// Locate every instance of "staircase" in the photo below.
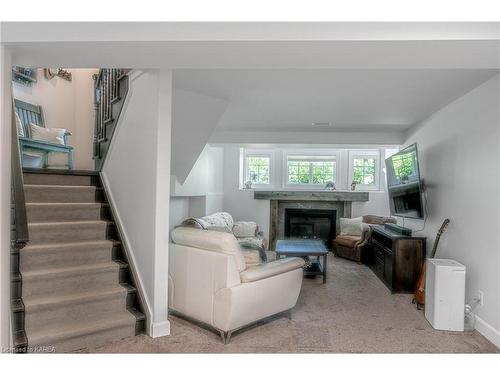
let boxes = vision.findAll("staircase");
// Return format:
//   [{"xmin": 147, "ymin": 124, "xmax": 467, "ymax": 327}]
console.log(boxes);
[{"xmin": 14, "ymin": 169, "xmax": 145, "ymax": 352}]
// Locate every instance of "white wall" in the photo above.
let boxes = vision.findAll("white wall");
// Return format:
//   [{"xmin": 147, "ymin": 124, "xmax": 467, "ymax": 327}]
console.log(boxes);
[
  {"xmin": 171, "ymin": 88, "xmax": 227, "ymax": 184},
  {"xmin": 0, "ymin": 42, "xmax": 12, "ymax": 350},
  {"xmin": 403, "ymin": 74, "xmax": 500, "ymax": 347},
  {"xmin": 169, "ymin": 145, "xmax": 225, "ymax": 229},
  {"xmin": 351, "ymin": 192, "xmax": 391, "ymax": 218},
  {"xmin": 169, "ymin": 197, "xmax": 190, "ymax": 232},
  {"xmin": 171, "ymin": 145, "xmax": 224, "ymax": 197},
  {"xmin": 102, "ymin": 70, "xmax": 172, "ymax": 338},
  {"xmin": 12, "ymin": 68, "xmax": 97, "ymax": 170},
  {"xmin": 352, "ymin": 149, "xmax": 399, "ymax": 217}
]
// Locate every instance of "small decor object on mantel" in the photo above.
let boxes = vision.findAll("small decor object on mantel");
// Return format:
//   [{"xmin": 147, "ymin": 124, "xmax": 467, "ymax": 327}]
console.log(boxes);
[
  {"xmin": 44, "ymin": 68, "xmax": 72, "ymax": 82},
  {"xmin": 324, "ymin": 181, "xmax": 336, "ymax": 191},
  {"xmin": 351, "ymin": 180, "xmax": 357, "ymax": 191},
  {"xmin": 243, "ymin": 180, "xmax": 253, "ymax": 189}
]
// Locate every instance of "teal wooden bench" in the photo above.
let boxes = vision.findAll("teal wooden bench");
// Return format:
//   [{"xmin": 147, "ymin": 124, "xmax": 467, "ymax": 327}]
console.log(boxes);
[{"xmin": 15, "ymin": 99, "xmax": 74, "ymax": 170}]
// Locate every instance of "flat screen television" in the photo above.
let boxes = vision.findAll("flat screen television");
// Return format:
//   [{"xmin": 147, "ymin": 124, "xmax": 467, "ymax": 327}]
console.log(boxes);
[{"xmin": 385, "ymin": 143, "xmax": 424, "ymax": 219}]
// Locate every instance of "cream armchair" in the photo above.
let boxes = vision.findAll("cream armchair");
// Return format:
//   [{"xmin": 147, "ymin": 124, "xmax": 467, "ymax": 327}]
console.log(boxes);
[{"xmin": 169, "ymin": 227, "xmax": 305, "ymax": 343}]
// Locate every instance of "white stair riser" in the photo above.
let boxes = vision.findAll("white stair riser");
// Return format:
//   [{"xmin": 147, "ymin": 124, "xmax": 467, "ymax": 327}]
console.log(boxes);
[
  {"xmin": 23, "ymin": 267, "xmax": 119, "ymax": 299},
  {"xmin": 25, "ymin": 292, "xmax": 128, "ymax": 333},
  {"xmin": 20, "ymin": 244, "xmax": 112, "ymax": 272}
]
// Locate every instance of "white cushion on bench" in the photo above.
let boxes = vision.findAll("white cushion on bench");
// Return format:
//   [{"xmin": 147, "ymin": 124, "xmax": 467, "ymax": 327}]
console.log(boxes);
[{"xmin": 29, "ymin": 123, "xmax": 67, "ymax": 145}]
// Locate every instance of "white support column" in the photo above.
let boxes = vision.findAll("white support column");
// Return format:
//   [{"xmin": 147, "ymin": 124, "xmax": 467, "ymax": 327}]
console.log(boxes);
[
  {"xmin": 150, "ymin": 69, "xmax": 172, "ymax": 337},
  {"xmin": 0, "ymin": 41, "xmax": 13, "ymax": 349}
]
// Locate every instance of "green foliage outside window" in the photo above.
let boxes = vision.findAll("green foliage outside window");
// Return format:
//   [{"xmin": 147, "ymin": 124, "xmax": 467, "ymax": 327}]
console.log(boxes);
[
  {"xmin": 353, "ymin": 158, "xmax": 376, "ymax": 185},
  {"xmin": 288, "ymin": 159, "xmax": 336, "ymax": 185},
  {"xmin": 246, "ymin": 156, "xmax": 270, "ymax": 184},
  {"xmin": 312, "ymin": 161, "xmax": 335, "ymax": 184}
]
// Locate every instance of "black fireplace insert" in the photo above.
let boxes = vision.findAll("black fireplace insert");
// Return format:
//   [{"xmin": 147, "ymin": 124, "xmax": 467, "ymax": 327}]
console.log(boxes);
[{"xmin": 284, "ymin": 208, "xmax": 337, "ymax": 249}]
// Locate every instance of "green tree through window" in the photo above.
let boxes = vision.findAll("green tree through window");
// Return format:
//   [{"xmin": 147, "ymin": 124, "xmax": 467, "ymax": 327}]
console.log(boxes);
[
  {"xmin": 352, "ymin": 157, "xmax": 376, "ymax": 185},
  {"xmin": 287, "ymin": 157, "xmax": 336, "ymax": 185},
  {"xmin": 246, "ymin": 156, "xmax": 270, "ymax": 184}
]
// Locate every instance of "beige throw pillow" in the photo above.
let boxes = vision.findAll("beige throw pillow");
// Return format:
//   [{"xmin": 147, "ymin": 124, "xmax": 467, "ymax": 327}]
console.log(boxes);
[
  {"xmin": 29, "ymin": 123, "xmax": 66, "ymax": 145},
  {"xmin": 340, "ymin": 217, "xmax": 363, "ymax": 236},
  {"xmin": 232, "ymin": 221, "xmax": 258, "ymax": 238}
]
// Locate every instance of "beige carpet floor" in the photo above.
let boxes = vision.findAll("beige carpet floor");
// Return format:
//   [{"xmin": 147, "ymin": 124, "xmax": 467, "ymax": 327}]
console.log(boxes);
[{"xmin": 92, "ymin": 255, "xmax": 498, "ymax": 353}]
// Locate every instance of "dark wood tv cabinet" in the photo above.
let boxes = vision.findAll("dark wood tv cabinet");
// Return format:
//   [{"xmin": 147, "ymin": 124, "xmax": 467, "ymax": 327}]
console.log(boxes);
[{"xmin": 365, "ymin": 225, "xmax": 426, "ymax": 293}]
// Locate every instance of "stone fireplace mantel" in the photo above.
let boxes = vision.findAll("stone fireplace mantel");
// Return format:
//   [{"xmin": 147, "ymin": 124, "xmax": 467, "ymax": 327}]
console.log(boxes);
[
  {"xmin": 254, "ymin": 190, "xmax": 369, "ymax": 250},
  {"xmin": 254, "ymin": 190, "xmax": 369, "ymax": 202}
]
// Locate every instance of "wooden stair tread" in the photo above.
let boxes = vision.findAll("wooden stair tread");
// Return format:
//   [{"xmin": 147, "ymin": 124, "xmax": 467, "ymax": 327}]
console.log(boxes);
[
  {"xmin": 28, "ymin": 220, "xmax": 109, "ymax": 227},
  {"xmin": 28, "ymin": 310, "xmax": 136, "ymax": 346},
  {"xmin": 26, "ymin": 202, "xmax": 102, "ymax": 207},
  {"xmin": 22, "ymin": 261, "xmax": 119, "ymax": 278},
  {"xmin": 14, "ymin": 146, "xmax": 145, "ymax": 351},
  {"xmin": 24, "ymin": 183, "xmax": 96, "ymax": 188},
  {"xmin": 23, "ymin": 284, "xmax": 128, "ymax": 309},
  {"xmin": 23, "ymin": 239, "xmax": 113, "ymax": 251}
]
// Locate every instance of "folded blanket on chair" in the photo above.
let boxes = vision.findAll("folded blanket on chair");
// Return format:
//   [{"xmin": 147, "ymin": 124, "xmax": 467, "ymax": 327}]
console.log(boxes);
[
  {"xmin": 180, "ymin": 217, "xmax": 209, "ymax": 230},
  {"xmin": 181, "ymin": 212, "xmax": 234, "ymax": 233}
]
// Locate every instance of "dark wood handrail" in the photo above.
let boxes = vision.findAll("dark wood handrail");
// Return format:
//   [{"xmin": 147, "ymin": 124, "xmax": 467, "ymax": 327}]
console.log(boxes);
[{"xmin": 11, "ymin": 98, "xmax": 29, "ymax": 244}]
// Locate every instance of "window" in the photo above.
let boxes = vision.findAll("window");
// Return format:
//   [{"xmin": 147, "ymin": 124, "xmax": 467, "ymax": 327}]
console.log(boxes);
[
  {"xmin": 286, "ymin": 155, "xmax": 337, "ymax": 186},
  {"xmin": 348, "ymin": 150, "xmax": 380, "ymax": 191},
  {"xmin": 246, "ymin": 156, "xmax": 270, "ymax": 185},
  {"xmin": 353, "ymin": 158, "xmax": 375, "ymax": 185}
]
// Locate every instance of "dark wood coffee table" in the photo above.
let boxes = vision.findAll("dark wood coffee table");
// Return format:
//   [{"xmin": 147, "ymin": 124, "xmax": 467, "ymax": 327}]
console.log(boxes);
[{"xmin": 275, "ymin": 239, "xmax": 328, "ymax": 283}]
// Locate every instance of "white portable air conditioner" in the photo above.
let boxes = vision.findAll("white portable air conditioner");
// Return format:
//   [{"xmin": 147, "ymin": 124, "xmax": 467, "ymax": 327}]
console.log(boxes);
[{"xmin": 425, "ymin": 259, "xmax": 466, "ymax": 332}]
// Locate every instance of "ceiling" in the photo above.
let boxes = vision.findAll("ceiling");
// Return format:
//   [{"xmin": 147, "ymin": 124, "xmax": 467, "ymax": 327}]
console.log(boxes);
[
  {"xmin": 3, "ymin": 23, "xmax": 499, "ymax": 69},
  {"xmin": 173, "ymin": 69, "xmax": 499, "ymax": 132},
  {"xmin": 3, "ymin": 22, "xmax": 499, "ymax": 42},
  {"xmin": 3, "ymin": 22, "xmax": 498, "ymax": 137}
]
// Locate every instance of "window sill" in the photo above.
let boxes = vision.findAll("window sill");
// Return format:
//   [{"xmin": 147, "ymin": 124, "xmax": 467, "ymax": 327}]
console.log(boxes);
[
  {"xmin": 239, "ymin": 185, "xmax": 273, "ymax": 191},
  {"xmin": 352, "ymin": 185, "xmax": 380, "ymax": 192},
  {"xmin": 239, "ymin": 186, "xmax": 384, "ymax": 193},
  {"xmin": 282, "ymin": 184, "xmax": 338, "ymax": 190}
]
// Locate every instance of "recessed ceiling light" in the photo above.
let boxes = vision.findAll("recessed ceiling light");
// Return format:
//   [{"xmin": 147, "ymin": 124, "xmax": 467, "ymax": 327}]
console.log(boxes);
[{"xmin": 311, "ymin": 122, "xmax": 332, "ymax": 126}]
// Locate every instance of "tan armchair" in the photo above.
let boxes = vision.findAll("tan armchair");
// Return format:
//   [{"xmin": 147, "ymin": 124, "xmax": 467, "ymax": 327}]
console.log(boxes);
[{"xmin": 333, "ymin": 215, "xmax": 396, "ymax": 263}]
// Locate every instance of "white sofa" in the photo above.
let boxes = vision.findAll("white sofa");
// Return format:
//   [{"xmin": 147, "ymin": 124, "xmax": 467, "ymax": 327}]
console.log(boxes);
[{"xmin": 169, "ymin": 227, "xmax": 305, "ymax": 343}]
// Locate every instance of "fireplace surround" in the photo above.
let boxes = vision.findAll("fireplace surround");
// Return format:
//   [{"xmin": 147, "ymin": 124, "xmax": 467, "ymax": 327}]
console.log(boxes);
[
  {"xmin": 253, "ymin": 190, "xmax": 369, "ymax": 250},
  {"xmin": 284, "ymin": 208, "xmax": 337, "ymax": 249}
]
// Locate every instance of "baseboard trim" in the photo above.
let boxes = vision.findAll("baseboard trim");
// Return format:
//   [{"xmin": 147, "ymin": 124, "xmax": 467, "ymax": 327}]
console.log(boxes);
[
  {"xmin": 150, "ymin": 320, "xmax": 170, "ymax": 338},
  {"xmin": 475, "ymin": 314, "xmax": 500, "ymax": 348},
  {"xmin": 100, "ymin": 172, "xmax": 153, "ymax": 333}
]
